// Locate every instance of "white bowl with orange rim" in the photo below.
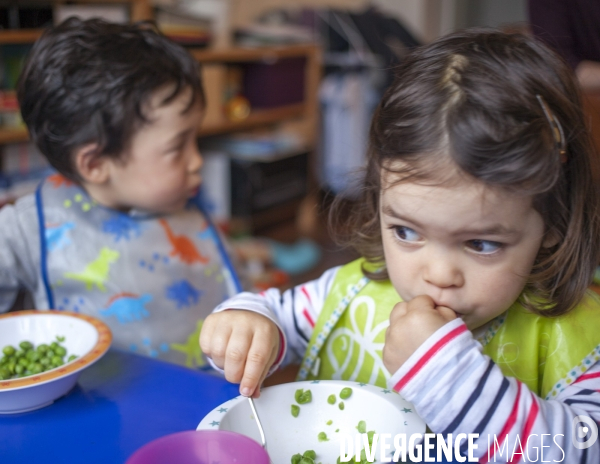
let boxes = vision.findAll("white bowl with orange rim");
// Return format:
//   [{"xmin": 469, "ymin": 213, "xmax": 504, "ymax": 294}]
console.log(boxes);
[{"xmin": 0, "ymin": 310, "xmax": 112, "ymax": 414}]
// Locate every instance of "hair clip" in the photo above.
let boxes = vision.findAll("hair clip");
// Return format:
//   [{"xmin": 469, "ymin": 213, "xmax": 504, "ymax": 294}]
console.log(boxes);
[{"xmin": 536, "ymin": 94, "xmax": 567, "ymax": 163}]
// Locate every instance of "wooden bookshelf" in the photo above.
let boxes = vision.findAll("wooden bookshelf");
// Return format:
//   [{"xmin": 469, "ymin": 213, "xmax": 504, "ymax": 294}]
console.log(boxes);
[
  {"xmin": 0, "ymin": 29, "xmax": 43, "ymax": 45},
  {"xmin": 199, "ymin": 103, "xmax": 306, "ymax": 137},
  {"xmin": 0, "ymin": 0, "xmax": 152, "ymax": 46},
  {"xmin": 190, "ymin": 44, "xmax": 321, "ymax": 64},
  {"xmin": 0, "ymin": 127, "xmax": 28, "ymax": 144}
]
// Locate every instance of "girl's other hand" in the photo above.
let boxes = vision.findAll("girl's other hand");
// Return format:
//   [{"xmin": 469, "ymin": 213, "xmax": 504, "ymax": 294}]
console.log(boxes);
[
  {"xmin": 200, "ymin": 310, "xmax": 280, "ymax": 398},
  {"xmin": 383, "ymin": 295, "xmax": 457, "ymax": 374}
]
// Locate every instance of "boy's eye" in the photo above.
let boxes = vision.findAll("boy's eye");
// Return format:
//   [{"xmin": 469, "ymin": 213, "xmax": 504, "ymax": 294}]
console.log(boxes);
[
  {"xmin": 168, "ymin": 144, "xmax": 184, "ymax": 154},
  {"xmin": 466, "ymin": 239, "xmax": 502, "ymax": 254},
  {"xmin": 393, "ymin": 226, "xmax": 421, "ymax": 242}
]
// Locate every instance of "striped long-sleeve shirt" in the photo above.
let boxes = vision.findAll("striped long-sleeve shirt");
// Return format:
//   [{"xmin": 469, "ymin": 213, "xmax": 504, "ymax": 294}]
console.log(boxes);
[{"xmin": 214, "ymin": 266, "xmax": 600, "ymax": 462}]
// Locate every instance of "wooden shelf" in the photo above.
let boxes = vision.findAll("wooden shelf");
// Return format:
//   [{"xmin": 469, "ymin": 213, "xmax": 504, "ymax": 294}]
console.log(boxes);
[
  {"xmin": 0, "ymin": 105, "xmax": 305, "ymax": 143},
  {"xmin": 198, "ymin": 103, "xmax": 306, "ymax": 137},
  {"xmin": 0, "ymin": 127, "xmax": 28, "ymax": 144},
  {"xmin": 0, "ymin": 0, "xmax": 151, "ymax": 46},
  {"xmin": 0, "ymin": 29, "xmax": 43, "ymax": 45},
  {"xmin": 190, "ymin": 44, "xmax": 319, "ymax": 64}
]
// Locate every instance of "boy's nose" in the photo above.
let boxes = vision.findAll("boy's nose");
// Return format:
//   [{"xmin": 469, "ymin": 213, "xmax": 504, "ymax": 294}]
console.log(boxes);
[
  {"xmin": 188, "ymin": 146, "xmax": 203, "ymax": 173},
  {"xmin": 422, "ymin": 252, "xmax": 464, "ymax": 289}
]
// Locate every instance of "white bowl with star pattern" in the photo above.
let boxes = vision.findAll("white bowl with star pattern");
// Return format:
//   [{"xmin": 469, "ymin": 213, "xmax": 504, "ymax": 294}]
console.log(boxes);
[{"xmin": 197, "ymin": 380, "xmax": 425, "ymax": 463}]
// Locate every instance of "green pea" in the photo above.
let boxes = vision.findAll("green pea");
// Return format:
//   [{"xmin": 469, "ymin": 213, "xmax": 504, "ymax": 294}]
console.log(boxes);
[
  {"xmin": 67, "ymin": 355, "xmax": 77, "ymax": 362},
  {"xmin": 302, "ymin": 450, "xmax": 316, "ymax": 460},
  {"xmin": 18, "ymin": 357, "xmax": 29, "ymax": 367},
  {"xmin": 46, "ymin": 350, "xmax": 55, "ymax": 358},
  {"xmin": 50, "ymin": 342, "xmax": 59, "ymax": 351},
  {"xmin": 14, "ymin": 364, "xmax": 24, "ymax": 375},
  {"xmin": 6, "ymin": 361, "xmax": 15, "ymax": 374},
  {"xmin": 335, "ymin": 429, "xmax": 339, "ymax": 432},
  {"xmin": 357, "ymin": 420, "xmax": 366, "ymax": 433},
  {"xmin": 327, "ymin": 394, "xmax": 336, "ymax": 405},
  {"xmin": 26, "ymin": 351, "xmax": 40, "ymax": 362},
  {"xmin": 37, "ymin": 344, "xmax": 49, "ymax": 354},
  {"xmin": 0, "ymin": 367, "xmax": 10, "ymax": 379},
  {"xmin": 19, "ymin": 341, "xmax": 33, "ymax": 351},
  {"xmin": 291, "ymin": 404, "xmax": 300, "ymax": 418},
  {"xmin": 51, "ymin": 356, "xmax": 63, "ymax": 366},
  {"xmin": 54, "ymin": 346, "xmax": 66, "ymax": 357},
  {"xmin": 339, "ymin": 401, "xmax": 345, "ymax": 410},
  {"xmin": 291, "ymin": 454, "xmax": 302, "ymax": 464},
  {"xmin": 40, "ymin": 357, "xmax": 51, "ymax": 367},
  {"xmin": 0, "ymin": 356, "xmax": 7, "ymax": 365},
  {"xmin": 367, "ymin": 431, "xmax": 375, "ymax": 445},
  {"xmin": 30, "ymin": 364, "xmax": 43, "ymax": 374},
  {"xmin": 294, "ymin": 389, "xmax": 312, "ymax": 404},
  {"xmin": 339, "ymin": 387, "xmax": 353, "ymax": 399},
  {"xmin": 2, "ymin": 346, "xmax": 15, "ymax": 356},
  {"xmin": 317, "ymin": 431, "xmax": 329, "ymax": 442},
  {"xmin": 15, "ymin": 350, "xmax": 25, "ymax": 359},
  {"xmin": 326, "ymin": 420, "xmax": 332, "ymax": 425}
]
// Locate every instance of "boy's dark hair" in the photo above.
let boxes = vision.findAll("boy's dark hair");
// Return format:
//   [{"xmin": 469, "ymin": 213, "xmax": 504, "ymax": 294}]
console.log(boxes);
[
  {"xmin": 17, "ymin": 17, "xmax": 204, "ymax": 181},
  {"xmin": 333, "ymin": 29, "xmax": 600, "ymax": 316}
]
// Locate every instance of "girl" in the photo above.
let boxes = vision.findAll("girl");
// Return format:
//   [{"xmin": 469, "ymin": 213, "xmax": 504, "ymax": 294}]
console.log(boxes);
[{"xmin": 200, "ymin": 29, "xmax": 600, "ymax": 461}]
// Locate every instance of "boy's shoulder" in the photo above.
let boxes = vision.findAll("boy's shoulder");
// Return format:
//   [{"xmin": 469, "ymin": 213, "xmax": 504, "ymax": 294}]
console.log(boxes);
[{"xmin": 0, "ymin": 192, "xmax": 39, "ymax": 231}]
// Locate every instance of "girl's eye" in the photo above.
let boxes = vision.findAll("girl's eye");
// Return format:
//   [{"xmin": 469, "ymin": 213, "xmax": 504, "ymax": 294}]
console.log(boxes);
[
  {"xmin": 393, "ymin": 226, "xmax": 421, "ymax": 242},
  {"xmin": 466, "ymin": 239, "xmax": 502, "ymax": 254}
]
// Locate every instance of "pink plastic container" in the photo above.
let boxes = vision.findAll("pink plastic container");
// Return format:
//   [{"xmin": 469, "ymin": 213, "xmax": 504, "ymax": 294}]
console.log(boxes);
[{"xmin": 126, "ymin": 430, "xmax": 270, "ymax": 464}]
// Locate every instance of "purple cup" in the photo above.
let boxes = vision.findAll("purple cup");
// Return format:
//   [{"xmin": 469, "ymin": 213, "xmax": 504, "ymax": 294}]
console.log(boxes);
[{"xmin": 126, "ymin": 430, "xmax": 270, "ymax": 464}]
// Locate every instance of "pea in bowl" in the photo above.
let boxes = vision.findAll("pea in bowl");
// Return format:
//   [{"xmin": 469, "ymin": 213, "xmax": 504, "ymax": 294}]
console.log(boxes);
[
  {"xmin": 0, "ymin": 310, "xmax": 112, "ymax": 414},
  {"xmin": 198, "ymin": 380, "xmax": 426, "ymax": 464}
]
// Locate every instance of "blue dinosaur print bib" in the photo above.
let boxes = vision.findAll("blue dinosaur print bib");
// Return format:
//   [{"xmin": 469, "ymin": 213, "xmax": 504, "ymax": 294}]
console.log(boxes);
[{"xmin": 36, "ymin": 175, "xmax": 239, "ymax": 368}]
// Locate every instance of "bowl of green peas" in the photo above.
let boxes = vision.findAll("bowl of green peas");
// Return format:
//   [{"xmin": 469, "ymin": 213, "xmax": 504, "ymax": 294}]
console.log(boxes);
[
  {"xmin": 197, "ymin": 380, "xmax": 426, "ymax": 464},
  {"xmin": 0, "ymin": 310, "xmax": 112, "ymax": 414}
]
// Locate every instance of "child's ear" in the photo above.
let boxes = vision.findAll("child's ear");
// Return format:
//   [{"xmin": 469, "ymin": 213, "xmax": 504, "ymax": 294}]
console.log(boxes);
[{"xmin": 73, "ymin": 143, "xmax": 108, "ymax": 184}]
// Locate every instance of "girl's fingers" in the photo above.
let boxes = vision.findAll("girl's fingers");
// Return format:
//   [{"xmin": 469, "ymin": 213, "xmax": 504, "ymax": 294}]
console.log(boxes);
[
  {"xmin": 240, "ymin": 330, "xmax": 278, "ymax": 397},
  {"xmin": 252, "ymin": 343, "xmax": 279, "ymax": 398},
  {"xmin": 436, "ymin": 305, "xmax": 458, "ymax": 322},
  {"xmin": 223, "ymin": 328, "xmax": 254, "ymax": 384},
  {"xmin": 199, "ymin": 314, "xmax": 219, "ymax": 357},
  {"xmin": 406, "ymin": 295, "xmax": 436, "ymax": 312},
  {"xmin": 205, "ymin": 323, "xmax": 232, "ymax": 370}
]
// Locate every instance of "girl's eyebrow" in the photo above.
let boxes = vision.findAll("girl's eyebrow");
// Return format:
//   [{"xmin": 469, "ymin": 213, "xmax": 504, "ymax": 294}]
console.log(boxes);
[{"xmin": 381, "ymin": 204, "xmax": 519, "ymax": 237}]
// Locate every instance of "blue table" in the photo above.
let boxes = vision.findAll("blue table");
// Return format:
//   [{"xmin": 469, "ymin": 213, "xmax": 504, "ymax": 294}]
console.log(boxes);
[{"xmin": 0, "ymin": 349, "xmax": 240, "ymax": 463}]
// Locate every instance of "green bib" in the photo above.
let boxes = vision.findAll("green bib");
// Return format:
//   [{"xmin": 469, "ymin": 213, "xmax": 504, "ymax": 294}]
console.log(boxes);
[{"xmin": 298, "ymin": 259, "xmax": 600, "ymax": 399}]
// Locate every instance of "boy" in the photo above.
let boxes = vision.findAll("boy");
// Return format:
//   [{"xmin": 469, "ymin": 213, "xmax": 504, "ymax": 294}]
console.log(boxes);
[{"xmin": 0, "ymin": 18, "xmax": 241, "ymax": 367}]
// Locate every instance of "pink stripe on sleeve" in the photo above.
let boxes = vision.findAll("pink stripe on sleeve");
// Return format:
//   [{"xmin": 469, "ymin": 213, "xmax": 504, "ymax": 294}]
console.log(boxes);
[
  {"xmin": 392, "ymin": 324, "xmax": 468, "ymax": 392},
  {"xmin": 480, "ymin": 382, "xmax": 523, "ymax": 464},
  {"xmin": 302, "ymin": 308, "xmax": 315, "ymax": 327},
  {"xmin": 574, "ymin": 372, "xmax": 600, "ymax": 384},
  {"xmin": 301, "ymin": 286, "xmax": 312, "ymax": 304},
  {"xmin": 508, "ymin": 396, "xmax": 539, "ymax": 463}
]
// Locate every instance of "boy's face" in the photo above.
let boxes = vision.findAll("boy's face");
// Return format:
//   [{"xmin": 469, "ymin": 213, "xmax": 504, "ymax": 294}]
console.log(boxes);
[
  {"xmin": 105, "ymin": 85, "xmax": 204, "ymax": 214},
  {"xmin": 379, "ymin": 168, "xmax": 546, "ymax": 331}
]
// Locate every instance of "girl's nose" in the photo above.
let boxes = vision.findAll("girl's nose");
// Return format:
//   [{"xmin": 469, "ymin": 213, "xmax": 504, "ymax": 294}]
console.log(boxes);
[{"xmin": 422, "ymin": 250, "xmax": 465, "ymax": 289}]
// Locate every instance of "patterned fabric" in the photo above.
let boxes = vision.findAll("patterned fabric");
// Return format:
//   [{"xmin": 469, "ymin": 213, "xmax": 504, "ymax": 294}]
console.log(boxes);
[{"xmin": 37, "ymin": 175, "xmax": 238, "ymax": 366}]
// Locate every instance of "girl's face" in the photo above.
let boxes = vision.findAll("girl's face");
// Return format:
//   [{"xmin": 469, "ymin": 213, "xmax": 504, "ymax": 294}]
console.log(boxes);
[{"xmin": 379, "ymin": 169, "xmax": 546, "ymax": 330}]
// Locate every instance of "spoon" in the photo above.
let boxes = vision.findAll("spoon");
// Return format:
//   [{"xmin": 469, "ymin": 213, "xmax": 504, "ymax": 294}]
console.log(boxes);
[{"xmin": 247, "ymin": 396, "xmax": 273, "ymax": 464}]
